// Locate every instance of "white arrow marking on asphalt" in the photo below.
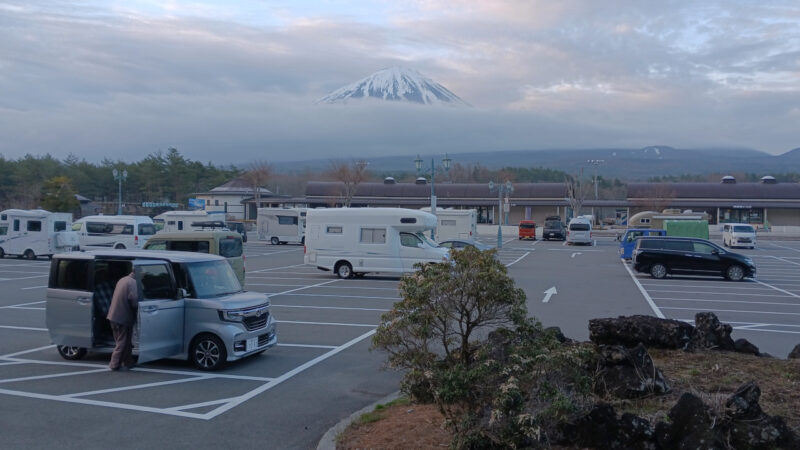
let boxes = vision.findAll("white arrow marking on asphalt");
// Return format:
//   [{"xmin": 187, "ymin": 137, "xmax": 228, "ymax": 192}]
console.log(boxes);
[
  {"xmin": 542, "ymin": 286, "xmax": 557, "ymax": 303},
  {"xmin": 571, "ymin": 252, "xmax": 582, "ymax": 258}
]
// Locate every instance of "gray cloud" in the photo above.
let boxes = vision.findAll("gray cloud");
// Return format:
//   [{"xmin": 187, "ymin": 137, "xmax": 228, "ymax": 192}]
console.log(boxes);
[{"xmin": 0, "ymin": 0, "xmax": 798, "ymax": 165}]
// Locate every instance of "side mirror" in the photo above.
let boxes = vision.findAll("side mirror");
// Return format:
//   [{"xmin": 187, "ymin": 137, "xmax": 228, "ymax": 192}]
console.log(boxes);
[
  {"xmin": 177, "ymin": 288, "xmax": 188, "ymax": 299},
  {"xmin": 711, "ymin": 249, "xmax": 720, "ymax": 255}
]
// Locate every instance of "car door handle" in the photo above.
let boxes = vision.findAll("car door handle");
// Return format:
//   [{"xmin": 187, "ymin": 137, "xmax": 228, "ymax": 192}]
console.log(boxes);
[
  {"xmin": 76, "ymin": 297, "xmax": 91, "ymax": 305},
  {"xmin": 141, "ymin": 305, "xmax": 158, "ymax": 313}
]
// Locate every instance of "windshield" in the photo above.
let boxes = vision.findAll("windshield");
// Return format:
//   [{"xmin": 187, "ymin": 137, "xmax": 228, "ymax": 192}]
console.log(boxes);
[
  {"xmin": 519, "ymin": 223, "xmax": 535, "ymax": 229},
  {"xmin": 185, "ymin": 260, "xmax": 242, "ymax": 298},
  {"xmin": 734, "ymin": 225, "xmax": 754, "ymax": 233},
  {"xmin": 415, "ymin": 232, "xmax": 437, "ymax": 248}
]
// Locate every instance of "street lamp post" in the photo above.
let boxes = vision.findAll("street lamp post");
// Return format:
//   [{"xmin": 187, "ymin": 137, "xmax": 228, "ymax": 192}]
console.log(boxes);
[
  {"xmin": 489, "ymin": 180, "xmax": 513, "ymax": 248},
  {"xmin": 587, "ymin": 159, "xmax": 604, "ymax": 224},
  {"xmin": 112, "ymin": 168, "xmax": 128, "ymax": 215},
  {"xmin": 415, "ymin": 154, "xmax": 452, "ymax": 239}
]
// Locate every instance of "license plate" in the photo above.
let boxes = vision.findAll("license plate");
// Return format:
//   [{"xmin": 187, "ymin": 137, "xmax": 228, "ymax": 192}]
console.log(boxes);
[{"xmin": 246, "ymin": 337, "xmax": 258, "ymax": 352}]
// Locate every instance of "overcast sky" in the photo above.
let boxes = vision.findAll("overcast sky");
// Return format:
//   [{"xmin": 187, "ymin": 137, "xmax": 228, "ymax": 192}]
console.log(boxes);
[{"xmin": 1, "ymin": 0, "xmax": 798, "ymax": 164}]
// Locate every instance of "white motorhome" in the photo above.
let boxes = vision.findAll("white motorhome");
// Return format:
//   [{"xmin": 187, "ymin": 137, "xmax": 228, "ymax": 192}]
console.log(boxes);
[
  {"xmin": 257, "ymin": 207, "xmax": 307, "ymax": 245},
  {"xmin": 0, "ymin": 209, "xmax": 79, "ymax": 259},
  {"xmin": 421, "ymin": 208, "xmax": 478, "ymax": 241},
  {"xmin": 153, "ymin": 210, "xmax": 211, "ymax": 233},
  {"xmin": 72, "ymin": 215, "xmax": 156, "ymax": 250},
  {"xmin": 304, "ymin": 208, "xmax": 449, "ymax": 278}
]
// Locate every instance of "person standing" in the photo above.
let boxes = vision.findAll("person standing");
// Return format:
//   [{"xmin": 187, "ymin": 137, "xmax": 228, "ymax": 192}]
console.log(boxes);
[{"xmin": 107, "ymin": 269, "xmax": 139, "ymax": 371}]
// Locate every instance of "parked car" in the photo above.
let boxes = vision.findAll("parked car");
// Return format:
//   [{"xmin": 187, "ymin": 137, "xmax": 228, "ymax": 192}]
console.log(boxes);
[
  {"xmin": 722, "ymin": 223, "xmax": 756, "ymax": 249},
  {"xmin": 518, "ymin": 220, "xmax": 536, "ymax": 240},
  {"xmin": 632, "ymin": 237, "xmax": 756, "ymax": 281},
  {"xmin": 46, "ymin": 250, "xmax": 277, "ymax": 370},
  {"xmin": 618, "ymin": 228, "xmax": 666, "ymax": 260},
  {"xmin": 566, "ymin": 217, "xmax": 592, "ymax": 245},
  {"xmin": 143, "ymin": 230, "xmax": 246, "ymax": 285},
  {"xmin": 542, "ymin": 216, "xmax": 566, "ymax": 241},
  {"xmin": 438, "ymin": 239, "xmax": 492, "ymax": 251}
]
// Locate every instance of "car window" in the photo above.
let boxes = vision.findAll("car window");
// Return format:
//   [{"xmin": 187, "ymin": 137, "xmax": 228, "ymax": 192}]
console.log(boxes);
[
  {"xmin": 138, "ymin": 264, "xmax": 174, "ymax": 299},
  {"xmin": 145, "ymin": 240, "xmax": 167, "ymax": 250},
  {"xmin": 219, "ymin": 237, "xmax": 242, "ymax": 257},
  {"xmin": 170, "ymin": 240, "xmax": 210, "ymax": 253},
  {"xmin": 0, "ymin": 225, "xmax": 7, "ymax": 236},
  {"xmin": 569, "ymin": 223, "xmax": 590, "ymax": 231},
  {"xmin": 54, "ymin": 221, "xmax": 67, "ymax": 232},
  {"xmin": 138, "ymin": 224, "xmax": 156, "ymax": 235},
  {"xmin": 693, "ymin": 242, "xmax": 717, "ymax": 254},
  {"xmin": 400, "ymin": 232, "xmax": 423, "ymax": 248},
  {"xmin": 666, "ymin": 240, "xmax": 694, "ymax": 252},
  {"xmin": 439, "ymin": 242, "xmax": 453, "ymax": 248},
  {"xmin": 734, "ymin": 225, "xmax": 754, "ymax": 233},
  {"xmin": 52, "ymin": 259, "xmax": 90, "ymax": 290}
]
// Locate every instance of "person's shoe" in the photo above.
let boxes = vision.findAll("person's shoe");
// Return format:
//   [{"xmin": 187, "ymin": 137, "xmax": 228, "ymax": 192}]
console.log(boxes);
[
  {"xmin": 117, "ymin": 366, "xmax": 130, "ymax": 372},
  {"xmin": 109, "ymin": 366, "xmax": 120, "ymax": 371}
]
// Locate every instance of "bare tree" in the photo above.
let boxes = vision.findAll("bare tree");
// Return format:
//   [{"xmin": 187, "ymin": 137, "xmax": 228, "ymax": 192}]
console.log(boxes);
[
  {"xmin": 633, "ymin": 184, "xmax": 676, "ymax": 212},
  {"xmin": 242, "ymin": 160, "xmax": 273, "ymax": 212},
  {"xmin": 565, "ymin": 168, "xmax": 589, "ymax": 217},
  {"xmin": 328, "ymin": 159, "xmax": 369, "ymax": 207}
]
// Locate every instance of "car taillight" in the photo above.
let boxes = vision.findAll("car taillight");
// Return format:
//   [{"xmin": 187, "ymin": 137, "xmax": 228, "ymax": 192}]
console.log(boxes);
[
  {"xmin": 304, "ymin": 245, "xmax": 306, "ymax": 254},
  {"xmin": 135, "ymin": 235, "xmax": 139, "ymax": 244}
]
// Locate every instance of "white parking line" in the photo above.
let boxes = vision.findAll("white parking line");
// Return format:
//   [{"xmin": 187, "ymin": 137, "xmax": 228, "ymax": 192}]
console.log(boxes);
[
  {"xmin": 645, "ymin": 289, "xmax": 794, "ymax": 298},
  {"xmin": 0, "ymin": 325, "xmax": 47, "ymax": 331},
  {"xmin": 164, "ymin": 397, "xmax": 238, "ymax": 412},
  {"xmin": 755, "ymin": 280, "xmax": 800, "ymax": 299},
  {"xmin": 277, "ymin": 343, "xmax": 338, "ymax": 349},
  {"xmin": 276, "ymin": 293, "xmax": 400, "ymax": 300},
  {"xmin": 6, "ymin": 306, "xmax": 45, "ymax": 310},
  {"xmin": 64, "ymin": 375, "xmax": 213, "ymax": 398},
  {"xmin": 0, "ymin": 274, "xmax": 49, "ymax": 281},
  {"xmin": 506, "ymin": 251, "xmax": 530, "ymax": 267},
  {"xmin": 622, "ymin": 261, "xmax": 665, "ymax": 319},
  {"xmin": 653, "ymin": 297, "xmax": 800, "ymax": 307},
  {"xmin": 271, "ymin": 304, "xmax": 390, "ymax": 312},
  {"xmin": 766, "ymin": 243, "xmax": 800, "ymax": 253},
  {"xmin": 247, "ymin": 264, "xmax": 306, "ymax": 273},
  {"xmin": 277, "ymin": 320, "xmax": 376, "ymax": 327},
  {"xmin": 660, "ymin": 306, "xmax": 800, "ymax": 316},
  {"xmin": 0, "ymin": 300, "xmax": 46, "ymax": 309},
  {"xmin": 20, "ymin": 285, "xmax": 47, "ymax": 290},
  {"xmin": 0, "ymin": 368, "xmax": 109, "ymax": 384}
]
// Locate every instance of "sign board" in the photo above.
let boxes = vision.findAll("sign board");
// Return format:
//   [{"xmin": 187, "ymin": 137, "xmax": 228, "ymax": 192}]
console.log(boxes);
[
  {"xmin": 732, "ymin": 205, "xmax": 752, "ymax": 209},
  {"xmin": 188, "ymin": 198, "xmax": 206, "ymax": 210},
  {"xmin": 141, "ymin": 202, "xmax": 179, "ymax": 208}
]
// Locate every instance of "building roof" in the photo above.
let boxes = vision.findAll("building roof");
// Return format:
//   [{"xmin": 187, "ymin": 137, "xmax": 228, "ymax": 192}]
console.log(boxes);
[
  {"xmin": 195, "ymin": 177, "xmax": 273, "ymax": 196},
  {"xmin": 306, "ymin": 181, "xmax": 568, "ymax": 200},
  {"xmin": 627, "ymin": 182, "xmax": 800, "ymax": 200}
]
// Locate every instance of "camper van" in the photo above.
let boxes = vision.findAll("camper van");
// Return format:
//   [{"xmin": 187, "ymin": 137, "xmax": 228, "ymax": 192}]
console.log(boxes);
[
  {"xmin": 304, "ymin": 208, "xmax": 449, "ymax": 278},
  {"xmin": 153, "ymin": 210, "xmax": 213, "ymax": 233},
  {"xmin": 421, "ymin": 208, "xmax": 478, "ymax": 241},
  {"xmin": 628, "ymin": 209, "xmax": 711, "ymax": 230},
  {"xmin": 72, "ymin": 215, "xmax": 156, "ymax": 250},
  {"xmin": 0, "ymin": 209, "xmax": 79, "ymax": 259},
  {"xmin": 257, "ymin": 207, "xmax": 307, "ymax": 245}
]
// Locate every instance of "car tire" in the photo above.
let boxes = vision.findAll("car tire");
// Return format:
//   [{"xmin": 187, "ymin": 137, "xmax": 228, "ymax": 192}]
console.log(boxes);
[
  {"xmin": 726, "ymin": 265, "xmax": 745, "ymax": 281},
  {"xmin": 24, "ymin": 249, "xmax": 36, "ymax": 260},
  {"xmin": 270, "ymin": 237, "xmax": 279, "ymax": 245},
  {"xmin": 57, "ymin": 345, "xmax": 87, "ymax": 360},
  {"xmin": 114, "ymin": 244, "xmax": 125, "ymax": 250},
  {"xmin": 0, "ymin": 247, "xmax": 4, "ymax": 258},
  {"xmin": 190, "ymin": 334, "xmax": 227, "ymax": 371},
  {"xmin": 336, "ymin": 261, "xmax": 353, "ymax": 279},
  {"xmin": 650, "ymin": 263, "xmax": 667, "ymax": 279},
  {"xmin": 301, "ymin": 236, "xmax": 305, "ymax": 245}
]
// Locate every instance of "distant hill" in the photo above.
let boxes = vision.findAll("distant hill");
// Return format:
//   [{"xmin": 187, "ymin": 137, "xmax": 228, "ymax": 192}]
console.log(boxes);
[{"xmin": 273, "ymin": 146, "xmax": 798, "ymax": 180}]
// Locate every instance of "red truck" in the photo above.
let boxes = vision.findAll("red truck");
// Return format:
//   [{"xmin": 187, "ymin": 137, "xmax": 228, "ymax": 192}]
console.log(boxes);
[{"xmin": 518, "ymin": 220, "xmax": 536, "ymax": 240}]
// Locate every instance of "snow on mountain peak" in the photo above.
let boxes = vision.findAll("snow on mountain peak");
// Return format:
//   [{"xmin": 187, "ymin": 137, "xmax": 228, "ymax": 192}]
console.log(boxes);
[{"xmin": 316, "ymin": 66, "xmax": 469, "ymax": 106}]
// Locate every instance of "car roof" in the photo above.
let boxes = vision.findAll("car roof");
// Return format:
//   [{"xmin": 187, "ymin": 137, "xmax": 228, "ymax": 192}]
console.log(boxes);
[
  {"xmin": 637, "ymin": 236, "xmax": 712, "ymax": 244},
  {"xmin": 149, "ymin": 231, "xmax": 242, "ymax": 239},
  {"xmin": 54, "ymin": 249, "xmax": 225, "ymax": 263}
]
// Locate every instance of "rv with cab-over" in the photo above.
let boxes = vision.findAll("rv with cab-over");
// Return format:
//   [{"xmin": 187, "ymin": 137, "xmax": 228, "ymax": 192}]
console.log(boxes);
[
  {"xmin": 72, "ymin": 215, "xmax": 156, "ymax": 250},
  {"xmin": 0, "ymin": 209, "xmax": 79, "ymax": 259},
  {"xmin": 421, "ymin": 208, "xmax": 478, "ymax": 241},
  {"xmin": 304, "ymin": 208, "xmax": 449, "ymax": 278},
  {"xmin": 257, "ymin": 207, "xmax": 307, "ymax": 245}
]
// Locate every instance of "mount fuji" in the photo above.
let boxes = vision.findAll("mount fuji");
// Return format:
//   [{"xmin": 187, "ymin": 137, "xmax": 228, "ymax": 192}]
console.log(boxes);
[{"xmin": 316, "ymin": 67, "xmax": 469, "ymax": 106}]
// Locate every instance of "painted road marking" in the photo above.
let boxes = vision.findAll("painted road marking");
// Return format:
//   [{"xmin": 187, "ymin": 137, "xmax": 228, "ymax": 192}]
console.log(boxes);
[
  {"xmin": 622, "ymin": 260, "xmax": 665, "ymax": 319},
  {"xmin": 542, "ymin": 287, "xmax": 557, "ymax": 303},
  {"xmin": 506, "ymin": 251, "xmax": 530, "ymax": 267}
]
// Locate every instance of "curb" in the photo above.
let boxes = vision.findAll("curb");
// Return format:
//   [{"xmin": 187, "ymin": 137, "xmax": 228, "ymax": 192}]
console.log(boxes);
[{"xmin": 316, "ymin": 391, "xmax": 402, "ymax": 450}]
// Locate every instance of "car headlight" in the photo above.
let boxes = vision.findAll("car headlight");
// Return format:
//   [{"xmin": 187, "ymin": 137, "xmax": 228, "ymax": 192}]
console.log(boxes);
[{"xmin": 219, "ymin": 310, "xmax": 245, "ymax": 322}]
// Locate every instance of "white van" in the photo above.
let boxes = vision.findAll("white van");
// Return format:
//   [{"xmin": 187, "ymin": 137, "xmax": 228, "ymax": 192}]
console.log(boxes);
[
  {"xmin": 567, "ymin": 217, "xmax": 593, "ymax": 245},
  {"xmin": 0, "ymin": 209, "xmax": 80, "ymax": 259},
  {"xmin": 304, "ymin": 208, "xmax": 449, "ymax": 278},
  {"xmin": 153, "ymin": 210, "xmax": 211, "ymax": 233},
  {"xmin": 257, "ymin": 207, "xmax": 307, "ymax": 245},
  {"xmin": 421, "ymin": 208, "xmax": 478, "ymax": 241},
  {"xmin": 72, "ymin": 215, "xmax": 156, "ymax": 250},
  {"xmin": 722, "ymin": 223, "xmax": 757, "ymax": 249}
]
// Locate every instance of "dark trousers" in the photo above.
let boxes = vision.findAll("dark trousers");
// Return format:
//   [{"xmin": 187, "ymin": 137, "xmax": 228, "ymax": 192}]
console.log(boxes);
[{"xmin": 109, "ymin": 322, "xmax": 134, "ymax": 369}]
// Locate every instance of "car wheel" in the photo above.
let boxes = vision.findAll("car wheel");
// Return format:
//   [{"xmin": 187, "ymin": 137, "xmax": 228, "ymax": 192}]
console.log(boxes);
[
  {"xmin": 301, "ymin": 236, "xmax": 305, "ymax": 245},
  {"xmin": 0, "ymin": 247, "xmax": 4, "ymax": 258},
  {"xmin": 726, "ymin": 265, "xmax": 745, "ymax": 281},
  {"xmin": 190, "ymin": 334, "xmax": 227, "ymax": 371},
  {"xmin": 336, "ymin": 261, "xmax": 353, "ymax": 279},
  {"xmin": 114, "ymin": 244, "xmax": 125, "ymax": 250},
  {"xmin": 24, "ymin": 249, "xmax": 36, "ymax": 260},
  {"xmin": 270, "ymin": 237, "xmax": 279, "ymax": 245},
  {"xmin": 57, "ymin": 345, "xmax": 87, "ymax": 360},
  {"xmin": 650, "ymin": 263, "xmax": 667, "ymax": 279}
]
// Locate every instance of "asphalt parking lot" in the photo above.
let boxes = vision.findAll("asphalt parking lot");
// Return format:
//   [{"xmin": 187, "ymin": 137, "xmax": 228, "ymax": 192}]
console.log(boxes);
[{"xmin": 0, "ymin": 235, "xmax": 797, "ymax": 449}]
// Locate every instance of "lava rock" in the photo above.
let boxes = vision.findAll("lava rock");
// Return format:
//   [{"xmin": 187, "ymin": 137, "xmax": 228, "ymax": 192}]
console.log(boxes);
[
  {"xmin": 544, "ymin": 326, "xmax": 572, "ymax": 343},
  {"xmin": 733, "ymin": 338, "xmax": 760, "ymax": 356},
  {"xmin": 691, "ymin": 312, "xmax": 735, "ymax": 351},
  {"xmin": 655, "ymin": 393, "xmax": 727, "ymax": 449},
  {"xmin": 589, "ymin": 315, "xmax": 694, "ymax": 349},
  {"xmin": 726, "ymin": 381, "xmax": 798, "ymax": 449},
  {"xmin": 563, "ymin": 404, "xmax": 656, "ymax": 450},
  {"xmin": 595, "ymin": 343, "xmax": 670, "ymax": 398},
  {"xmin": 789, "ymin": 343, "xmax": 800, "ymax": 359}
]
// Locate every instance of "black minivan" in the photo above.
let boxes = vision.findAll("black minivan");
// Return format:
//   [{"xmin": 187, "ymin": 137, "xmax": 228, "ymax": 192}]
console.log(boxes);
[{"xmin": 632, "ymin": 237, "xmax": 756, "ymax": 281}]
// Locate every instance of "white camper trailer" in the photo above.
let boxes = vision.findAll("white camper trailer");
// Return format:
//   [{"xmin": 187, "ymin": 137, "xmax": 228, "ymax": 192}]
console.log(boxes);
[
  {"xmin": 72, "ymin": 215, "xmax": 156, "ymax": 250},
  {"xmin": 154, "ymin": 210, "xmax": 212, "ymax": 233},
  {"xmin": 257, "ymin": 207, "xmax": 307, "ymax": 245},
  {"xmin": 304, "ymin": 208, "xmax": 449, "ymax": 278},
  {"xmin": 0, "ymin": 209, "xmax": 79, "ymax": 259},
  {"xmin": 421, "ymin": 208, "xmax": 478, "ymax": 241}
]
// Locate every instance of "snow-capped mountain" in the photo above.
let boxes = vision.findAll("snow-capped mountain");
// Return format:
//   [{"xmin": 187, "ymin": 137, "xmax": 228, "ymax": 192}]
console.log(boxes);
[{"xmin": 316, "ymin": 67, "xmax": 469, "ymax": 106}]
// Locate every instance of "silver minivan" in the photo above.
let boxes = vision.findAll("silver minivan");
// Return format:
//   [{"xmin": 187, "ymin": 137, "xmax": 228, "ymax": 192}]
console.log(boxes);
[
  {"xmin": 45, "ymin": 250, "xmax": 277, "ymax": 370},
  {"xmin": 722, "ymin": 223, "xmax": 756, "ymax": 249},
  {"xmin": 566, "ymin": 218, "xmax": 593, "ymax": 245}
]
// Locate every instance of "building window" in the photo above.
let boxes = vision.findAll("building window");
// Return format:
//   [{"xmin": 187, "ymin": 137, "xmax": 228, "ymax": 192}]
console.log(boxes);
[
  {"xmin": 360, "ymin": 227, "xmax": 386, "ymax": 244},
  {"xmin": 215, "ymin": 200, "xmax": 220, "ymax": 206}
]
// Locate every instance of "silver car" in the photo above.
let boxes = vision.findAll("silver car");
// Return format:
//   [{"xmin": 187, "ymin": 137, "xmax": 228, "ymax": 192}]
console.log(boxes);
[{"xmin": 45, "ymin": 250, "xmax": 277, "ymax": 370}]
